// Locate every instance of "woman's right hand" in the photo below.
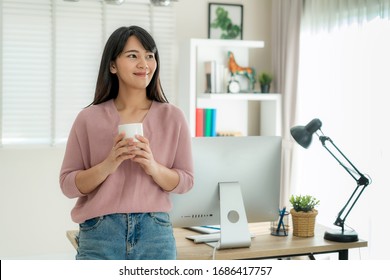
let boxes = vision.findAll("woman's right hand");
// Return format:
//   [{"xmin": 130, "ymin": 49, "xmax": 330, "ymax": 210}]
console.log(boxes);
[
  {"xmin": 102, "ymin": 132, "xmax": 136, "ymax": 175},
  {"xmin": 75, "ymin": 132, "xmax": 135, "ymax": 194}
]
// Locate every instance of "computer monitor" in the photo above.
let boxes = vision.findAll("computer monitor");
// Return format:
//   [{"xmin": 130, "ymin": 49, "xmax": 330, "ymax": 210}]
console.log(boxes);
[{"xmin": 169, "ymin": 136, "xmax": 282, "ymax": 249}]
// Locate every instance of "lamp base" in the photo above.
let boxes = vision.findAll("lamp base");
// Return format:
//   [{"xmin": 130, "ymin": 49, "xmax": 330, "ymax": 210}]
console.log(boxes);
[{"xmin": 324, "ymin": 228, "xmax": 358, "ymax": 242}]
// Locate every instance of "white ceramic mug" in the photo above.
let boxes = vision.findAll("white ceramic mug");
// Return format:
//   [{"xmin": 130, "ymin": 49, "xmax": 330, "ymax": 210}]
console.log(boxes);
[{"xmin": 118, "ymin": 123, "xmax": 143, "ymax": 142}]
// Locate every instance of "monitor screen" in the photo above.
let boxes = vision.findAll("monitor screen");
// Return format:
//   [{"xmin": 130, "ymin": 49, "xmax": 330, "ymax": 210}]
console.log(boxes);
[{"xmin": 169, "ymin": 136, "xmax": 282, "ymax": 248}]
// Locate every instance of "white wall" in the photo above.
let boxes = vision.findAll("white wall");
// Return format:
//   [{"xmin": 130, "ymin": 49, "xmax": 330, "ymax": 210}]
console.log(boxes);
[
  {"xmin": 0, "ymin": 0, "xmax": 271, "ymax": 259},
  {"xmin": 0, "ymin": 147, "xmax": 77, "ymax": 259}
]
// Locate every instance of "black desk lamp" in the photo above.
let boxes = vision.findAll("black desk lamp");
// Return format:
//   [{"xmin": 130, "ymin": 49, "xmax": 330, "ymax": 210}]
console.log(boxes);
[{"xmin": 290, "ymin": 118, "xmax": 371, "ymax": 242}]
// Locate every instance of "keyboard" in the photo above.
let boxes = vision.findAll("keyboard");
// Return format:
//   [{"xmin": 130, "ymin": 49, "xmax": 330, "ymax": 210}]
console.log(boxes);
[
  {"xmin": 186, "ymin": 225, "xmax": 220, "ymax": 234},
  {"xmin": 186, "ymin": 232, "xmax": 256, "ymax": 244},
  {"xmin": 186, "ymin": 233, "xmax": 221, "ymax": 243}
]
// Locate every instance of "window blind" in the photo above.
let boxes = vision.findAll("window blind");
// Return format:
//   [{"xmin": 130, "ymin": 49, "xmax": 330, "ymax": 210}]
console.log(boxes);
[
  {"xmin": 151, "ymin": 6, "xmax": 176, "ymax": 104},
  {"xmin": 0, "ymin": 0, "xmax": 176, "ymax": 146},
  {"xmin": 2, "ymin": 0, "xmax": 52, "ymax": 144},
  {"xmin": 54, "ymin": 0, "xmax": 103, "ymax": 143}
]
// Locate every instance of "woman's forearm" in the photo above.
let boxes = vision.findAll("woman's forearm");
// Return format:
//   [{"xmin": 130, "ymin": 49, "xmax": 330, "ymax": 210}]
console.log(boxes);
[{"xmin": 75, "ymin": 161, "xmax": 111, "ymax": 194}]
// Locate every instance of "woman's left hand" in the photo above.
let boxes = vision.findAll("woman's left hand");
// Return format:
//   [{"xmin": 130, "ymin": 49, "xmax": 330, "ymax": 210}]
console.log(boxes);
[
  {"xmin": 130, "ymin": 134, "xmax": 180, "ymax": 192},
  {"xmin": 130, "ymin": 134, "xmax": 158, "ymax": 176}
]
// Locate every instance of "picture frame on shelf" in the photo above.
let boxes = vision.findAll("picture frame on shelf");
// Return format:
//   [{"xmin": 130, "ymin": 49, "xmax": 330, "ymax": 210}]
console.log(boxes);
[{"xmin": 208, "ymin": 3, "xmax": 243, "ymax": 40}]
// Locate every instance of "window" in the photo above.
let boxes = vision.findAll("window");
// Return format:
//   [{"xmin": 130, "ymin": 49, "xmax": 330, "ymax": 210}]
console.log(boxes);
[
  {"xmin": 0, "ymin": 0, "xmax": 175, "ymax": 145},
  {"xmin": 296, "ymin": 1, "xmax": 390, "ymax": 259}
]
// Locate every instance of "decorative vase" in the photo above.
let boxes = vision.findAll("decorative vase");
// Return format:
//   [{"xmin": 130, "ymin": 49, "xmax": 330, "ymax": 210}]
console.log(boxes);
[{"xmin": 290, "ymin": 209, "xmax": 318, "ymax": 237}]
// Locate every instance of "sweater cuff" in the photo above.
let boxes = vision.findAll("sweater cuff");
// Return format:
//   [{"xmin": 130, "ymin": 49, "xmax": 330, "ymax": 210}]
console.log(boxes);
[
  {"xmin": 169, "ymin": 169, "xmax": 194, "ymax": 194},
  {"xmin": 61, "ymin": 170, "xmax": 85, "ymax": 198}
]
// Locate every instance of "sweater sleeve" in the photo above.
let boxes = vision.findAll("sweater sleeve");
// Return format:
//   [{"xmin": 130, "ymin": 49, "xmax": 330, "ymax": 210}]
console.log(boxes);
[
  {"xmin": 59, "ymin": 112, "xmax": 87, "ymax": 199},
  {"xmin": 169, "ymin": 109, "xmax": 194, "ymax": 194}
]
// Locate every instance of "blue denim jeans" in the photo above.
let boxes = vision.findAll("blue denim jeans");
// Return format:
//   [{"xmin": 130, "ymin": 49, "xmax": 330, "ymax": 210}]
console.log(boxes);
[{"xmin": 76, "ymin": 212, "xmax": 176, "ymax": 260}]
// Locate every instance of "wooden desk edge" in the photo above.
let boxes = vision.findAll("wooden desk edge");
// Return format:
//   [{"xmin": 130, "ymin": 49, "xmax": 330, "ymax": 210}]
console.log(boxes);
[
  {"xmin": 66, "ymin": 230, "xmax": 79, "ymax": 250},
  {"xmin": 66, "ymin": 223, "xmax": 368, "ymax": 260},
  {"xmin": 174, "ymin": 223, "xmax": 368, "ymax": 260}
]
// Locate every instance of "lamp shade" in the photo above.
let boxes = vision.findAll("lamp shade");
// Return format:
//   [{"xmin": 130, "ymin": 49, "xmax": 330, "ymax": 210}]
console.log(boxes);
[{"xmin": 290, "ymin": 118, "xmax": 322, "ymax": 148}]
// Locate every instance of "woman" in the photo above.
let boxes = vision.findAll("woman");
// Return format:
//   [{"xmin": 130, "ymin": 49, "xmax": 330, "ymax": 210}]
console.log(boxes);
[{"xmin": 60, "ymin": 26, "xmax": 194, "ymax": 260}]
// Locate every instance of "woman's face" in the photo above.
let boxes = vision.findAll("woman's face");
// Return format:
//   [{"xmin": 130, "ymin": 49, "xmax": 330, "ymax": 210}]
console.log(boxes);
[{"xmin": 110, "ymin": 35, "xmax": 157, "ymax": 91}]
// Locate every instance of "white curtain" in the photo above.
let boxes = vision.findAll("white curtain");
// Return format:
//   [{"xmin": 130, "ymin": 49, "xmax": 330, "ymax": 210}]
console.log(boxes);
[
  {"xmin": 272, "ymin": 0, "xmax": 304, "ymax": 207},
  {"xmin": 296, "ymin": 0, "xmax": 390, "ymax": 259}
]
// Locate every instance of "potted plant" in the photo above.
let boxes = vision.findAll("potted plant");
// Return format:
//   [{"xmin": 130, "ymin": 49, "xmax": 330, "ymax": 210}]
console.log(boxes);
[
  {"xmin": 289, "ymin": 194, "xmax": 320, "ymax": 237},
  {"xmin": 258, "ymin": 72, "xmax": 273, "ymax": 93}
]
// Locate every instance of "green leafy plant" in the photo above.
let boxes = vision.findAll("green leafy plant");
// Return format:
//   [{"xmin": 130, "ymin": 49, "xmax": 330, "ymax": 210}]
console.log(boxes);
[
  {"xmin": 289, "ymin": 194, "xmax": 320, "ymax": 212},
  {"xmin": 258, "ymin": 72, "xmax": 273, "ymax": 86},
  {"xmin": 210, "ymin": 7, "xmax": 241, "ymax": 39}
]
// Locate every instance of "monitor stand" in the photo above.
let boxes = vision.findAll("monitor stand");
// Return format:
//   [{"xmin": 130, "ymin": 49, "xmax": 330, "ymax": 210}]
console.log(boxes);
[{"xmin": 217, "ymin": 182, "xmax": 251, "ymax": 249}]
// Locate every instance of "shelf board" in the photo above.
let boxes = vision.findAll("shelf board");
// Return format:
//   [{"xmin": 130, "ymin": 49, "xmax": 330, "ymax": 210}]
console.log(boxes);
[
  {"xmin": 191, "ymin": 38, "xmax": 264, "ymax": 48},
  {"xmin": 197, "ymin": 93, "xmax": 281, "ymax": 101}
]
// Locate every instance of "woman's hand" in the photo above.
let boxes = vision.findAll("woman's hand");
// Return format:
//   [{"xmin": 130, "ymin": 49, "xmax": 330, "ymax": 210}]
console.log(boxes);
[
  {"xmin": 102, "ymin": 132, "xmax": 136, "ymax": 175},
  {"xmin": 130, "ymin": 135, "xmax": 180, "ymax": 192},
  {"xmin": 129, "ymin": 134, "xmax": 158, "ymax": 176},
  {"xmin": 75, "ymin": 132, "xmax": 135, "ymax": 194}
]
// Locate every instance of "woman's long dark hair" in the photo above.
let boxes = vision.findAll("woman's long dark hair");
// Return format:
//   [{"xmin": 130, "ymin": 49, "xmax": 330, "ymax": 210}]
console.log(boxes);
[{"xmin": 90, "ymin": 26, "xmax": 168, "ymax": 106}]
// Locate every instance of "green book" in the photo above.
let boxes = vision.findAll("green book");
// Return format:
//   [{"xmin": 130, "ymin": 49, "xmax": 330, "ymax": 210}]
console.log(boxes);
[{"xmin": 204, "ymin": 108, "xmax": 216, "ymax": 137}]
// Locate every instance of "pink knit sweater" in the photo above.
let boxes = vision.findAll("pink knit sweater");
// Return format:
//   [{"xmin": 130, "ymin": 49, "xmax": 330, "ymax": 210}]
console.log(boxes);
[{"xmin": 59, "ymin": 100, "xmax": 194, "ymax": 223}]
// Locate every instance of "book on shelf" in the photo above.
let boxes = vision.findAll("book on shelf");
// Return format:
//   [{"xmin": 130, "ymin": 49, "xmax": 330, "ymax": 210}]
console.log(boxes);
[
  {"xmin": 204, "ymin": 61, "xmax": 215, "ymax": 93},
  {"xmin": 216, "ymin": 131, "xmax": 243, "ymax": 137},
  {"xmin": 195, "ymin": 108, "xmax": 217, "ymax": 137},
  {"xmin": 204, "ymin": 61, "xmax": 228, "ymax": 93},
  {"xmin": 195, "ymin": 108, "xmax": 204, "ymax": 137}
]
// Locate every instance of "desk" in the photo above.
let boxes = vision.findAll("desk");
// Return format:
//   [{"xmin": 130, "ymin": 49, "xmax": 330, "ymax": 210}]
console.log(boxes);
[{"xmin": 66, "ymin": 223, "xmax": 367, "ymax": 260}]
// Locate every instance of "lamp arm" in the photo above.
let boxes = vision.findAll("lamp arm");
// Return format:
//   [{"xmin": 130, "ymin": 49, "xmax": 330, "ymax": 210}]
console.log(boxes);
[
  {"xmin": 333, "ymin": 184, "xmax": 368, "ymax": 231},
  {"xmin": 319, "ymin": 136, "xmax": 369, "ymax": 185},
  {"xmin": 319, "ymin": 136, "xmax": 370, "ymax": 232}
]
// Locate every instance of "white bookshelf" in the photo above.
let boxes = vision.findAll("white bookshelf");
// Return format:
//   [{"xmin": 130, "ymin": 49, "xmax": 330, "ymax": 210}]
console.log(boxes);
[{"xmin": 178, "ymin": 38, "xmax": 281, "ymax": 137}]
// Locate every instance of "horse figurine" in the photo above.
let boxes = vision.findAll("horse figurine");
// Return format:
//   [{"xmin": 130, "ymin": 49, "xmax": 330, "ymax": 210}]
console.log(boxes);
[{"xmin": 227, "ymin": 51, "xmax": 256, "ymax": 91}]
